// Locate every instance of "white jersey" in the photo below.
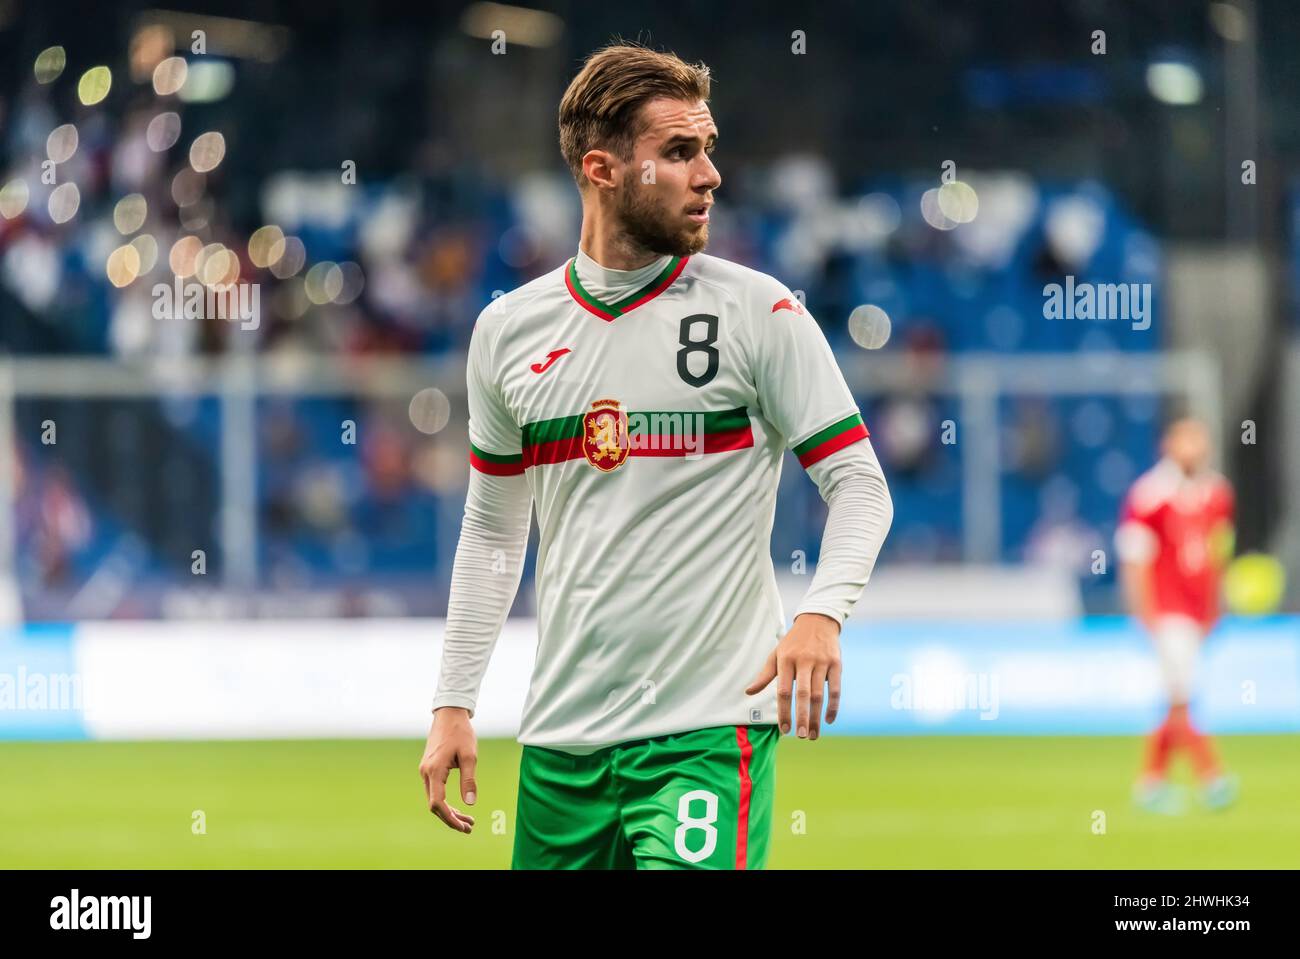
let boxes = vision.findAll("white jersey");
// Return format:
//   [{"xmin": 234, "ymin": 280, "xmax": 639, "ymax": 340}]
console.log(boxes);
[{"xmin": 460, "ymin": 252, "xmax": 869, "ymax": 752}]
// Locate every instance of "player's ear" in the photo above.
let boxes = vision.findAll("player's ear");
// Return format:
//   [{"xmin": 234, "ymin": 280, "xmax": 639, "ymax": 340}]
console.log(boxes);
[{"xmin": 582, "ymin": 149, "xmax": 619, "ymax": 191}]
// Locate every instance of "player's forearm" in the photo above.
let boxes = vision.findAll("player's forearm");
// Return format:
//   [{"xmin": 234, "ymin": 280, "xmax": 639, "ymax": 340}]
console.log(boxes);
[
  {"xmin": 794, "ymin": 439, "xmax": 893, "ymax": 625},
  {"xmin": 432, "ymin": 469, "xmax": 533, "ymax": 716}
]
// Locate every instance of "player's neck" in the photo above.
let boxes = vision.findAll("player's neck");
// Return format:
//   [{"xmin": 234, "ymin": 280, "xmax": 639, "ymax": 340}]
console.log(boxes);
[
  {"xmin": 1162, "ymin": 456, "xmax": 1207, "ymax": 482},
  {"xmin": 578, "ymin": 213, "xmax": 663, "ymax": 271}
]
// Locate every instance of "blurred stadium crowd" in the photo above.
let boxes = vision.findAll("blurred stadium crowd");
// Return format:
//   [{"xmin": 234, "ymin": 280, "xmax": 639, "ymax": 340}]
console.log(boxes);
[{"xmin": 0, "ymin": 1, "xmax": 1292, "ymax": 618}]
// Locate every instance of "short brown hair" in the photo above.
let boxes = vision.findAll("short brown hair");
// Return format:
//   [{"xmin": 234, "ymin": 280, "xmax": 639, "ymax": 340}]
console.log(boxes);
[{"xmin": 558, "ymin": 43, "xmax": 712, "ymax": 187}]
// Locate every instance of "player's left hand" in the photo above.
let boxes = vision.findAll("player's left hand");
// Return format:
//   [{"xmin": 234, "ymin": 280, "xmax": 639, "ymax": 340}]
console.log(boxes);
[{"xmin": 745, "ymin": 612, "xmax": 842, "ymax": 740}]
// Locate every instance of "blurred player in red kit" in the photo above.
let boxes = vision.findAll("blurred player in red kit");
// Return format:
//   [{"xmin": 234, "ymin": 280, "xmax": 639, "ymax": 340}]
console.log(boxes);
[{"xmin": 1115, "ymin": 417, "xmax": 1238, "ymax": 813}]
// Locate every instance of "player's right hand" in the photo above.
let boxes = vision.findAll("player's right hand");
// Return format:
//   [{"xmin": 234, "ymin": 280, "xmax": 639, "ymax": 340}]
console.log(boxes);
[{"xmin": 419, "ymin": 707, "xmax": 478, "ymax": 833}]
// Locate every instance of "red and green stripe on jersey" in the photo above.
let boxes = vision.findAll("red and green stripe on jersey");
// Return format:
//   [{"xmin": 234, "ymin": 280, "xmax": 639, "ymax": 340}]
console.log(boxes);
[
  {"xmin": 469, "ymin": 408, "xmax": 750, "ymax": 475},
  {"xmin": 564, "ymin": 256, "xmax": 688, "ymax": 320},
  {"xmin": 470, "ymin": 407, "xmax": 870, "ymax": 474},
  {"xmin": 791, "ymin": 412, "xmax": 870, "ymax": 468},
  {"xmin": 520, "ymin": 406, "xmax": 753, "ymax": 468},
  {"xmin": 469, "ymin": 442, "xmax": 524, "ymax": 476}
]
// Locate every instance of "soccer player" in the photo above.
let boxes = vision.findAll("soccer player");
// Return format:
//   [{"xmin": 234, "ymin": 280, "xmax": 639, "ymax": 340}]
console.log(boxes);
[
  {"xmin": 419, "ymin": 44, "xmax": 893, "ymax": 869},
  {"xmin": 1116, "ymin": 417, "xmax": 1237, "ymax": 813}
]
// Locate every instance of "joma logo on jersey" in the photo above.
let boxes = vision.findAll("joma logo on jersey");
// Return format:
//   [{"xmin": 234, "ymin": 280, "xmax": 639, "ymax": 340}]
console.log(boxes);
[{"xmin": 582, "ymin": 399, "xmax": 630, "ymax": 472}]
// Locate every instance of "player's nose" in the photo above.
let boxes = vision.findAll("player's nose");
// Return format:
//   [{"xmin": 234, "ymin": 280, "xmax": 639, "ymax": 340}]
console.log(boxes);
[{"xmin": 694, "ymin": 154, "xmax": 721, "ymax": 192}]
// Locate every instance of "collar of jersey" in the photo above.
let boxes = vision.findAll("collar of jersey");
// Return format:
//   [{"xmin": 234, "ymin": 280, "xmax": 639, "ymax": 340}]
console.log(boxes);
[{"xmin": 564, "ymin": 254, "xmax": 688, "ymax": 320}]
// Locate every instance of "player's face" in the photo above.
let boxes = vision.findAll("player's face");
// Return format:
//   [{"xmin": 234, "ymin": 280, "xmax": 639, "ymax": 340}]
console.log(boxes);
[
  {"xmin": 618, "ymin": 98, "xmax": 720, "ymax": 257},
  {"xmin": 1163, "ymin": 419, "xmax": 1210, "ymax": 474}
]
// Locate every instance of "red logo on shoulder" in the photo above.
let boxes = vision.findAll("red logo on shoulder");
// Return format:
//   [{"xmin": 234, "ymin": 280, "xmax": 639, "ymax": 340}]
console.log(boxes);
[{"xmin": 771, "ymin": 297, "xmax": 805, "ymax": 315}]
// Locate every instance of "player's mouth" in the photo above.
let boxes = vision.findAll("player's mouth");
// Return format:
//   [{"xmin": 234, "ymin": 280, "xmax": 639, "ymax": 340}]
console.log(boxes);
[{"xmin": 685, "ymin": 202, "xmax": 711, "ymax": 224}]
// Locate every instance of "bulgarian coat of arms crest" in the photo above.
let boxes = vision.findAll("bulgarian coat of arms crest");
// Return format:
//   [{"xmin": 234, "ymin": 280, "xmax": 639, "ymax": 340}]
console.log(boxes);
[{"xmin": 582, "ymin": 398, "xmax": 629, "ymax": 472}]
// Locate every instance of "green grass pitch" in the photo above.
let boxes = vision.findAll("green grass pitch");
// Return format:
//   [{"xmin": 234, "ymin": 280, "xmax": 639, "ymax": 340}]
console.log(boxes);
[{"xmin": 3, "ymin": 735, "xmax": 1297, "ymax": 868}]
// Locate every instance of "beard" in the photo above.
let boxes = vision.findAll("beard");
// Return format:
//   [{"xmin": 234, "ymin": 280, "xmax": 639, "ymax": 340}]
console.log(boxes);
[{"xmin": 616, "ymin": 170, "xmax": 709, "ymax": 257}]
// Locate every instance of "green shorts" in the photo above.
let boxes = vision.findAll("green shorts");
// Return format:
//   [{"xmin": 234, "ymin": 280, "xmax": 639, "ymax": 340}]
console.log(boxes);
[{"xmin": 512, "ymin": 724, "xmax": 779, "ymax": 870}]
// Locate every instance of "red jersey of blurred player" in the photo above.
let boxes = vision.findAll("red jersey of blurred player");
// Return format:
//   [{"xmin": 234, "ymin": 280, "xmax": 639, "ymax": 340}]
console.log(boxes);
[
  {"xmin": 1115, "ymin": 418, "xmax": 1237, "ymax": 811},
  {"xmin": 1116, "ymin": 443, "xmax": 1234, "ymax": 633}
]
